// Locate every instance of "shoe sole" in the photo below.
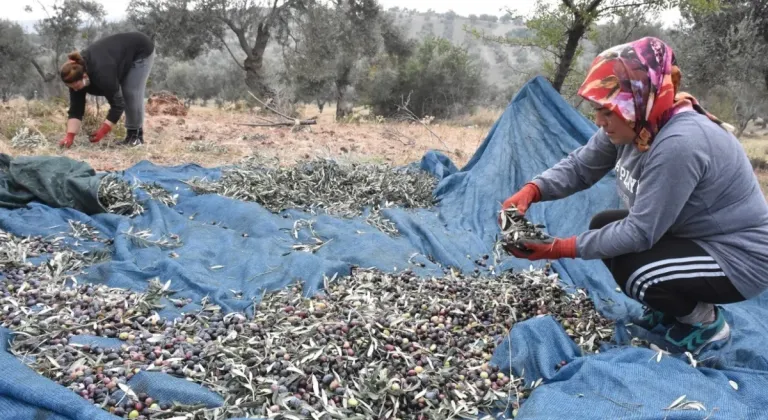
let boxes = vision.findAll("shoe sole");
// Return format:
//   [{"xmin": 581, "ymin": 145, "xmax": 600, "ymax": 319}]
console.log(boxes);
[{"xmin": 692, "ymin": 321, "xmax": 731, "ymax": 355}]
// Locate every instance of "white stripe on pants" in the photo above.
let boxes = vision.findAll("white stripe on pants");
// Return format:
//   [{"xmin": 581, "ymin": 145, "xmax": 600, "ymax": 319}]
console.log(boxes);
[{"xmin": 625, "ymin": 256, "xmax": 722, "ymax": 300}]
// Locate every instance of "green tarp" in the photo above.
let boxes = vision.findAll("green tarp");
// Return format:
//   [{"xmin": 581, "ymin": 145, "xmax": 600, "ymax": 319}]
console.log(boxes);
[{"xmin": 0, "ymin": 154, "xmax": 106, "ymax": 214}]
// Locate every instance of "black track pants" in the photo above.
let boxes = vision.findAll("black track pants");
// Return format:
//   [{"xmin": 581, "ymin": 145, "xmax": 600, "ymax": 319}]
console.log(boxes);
[{"xmin": 589, "ymin": 210, "xmax": 745, "ymax": 317}]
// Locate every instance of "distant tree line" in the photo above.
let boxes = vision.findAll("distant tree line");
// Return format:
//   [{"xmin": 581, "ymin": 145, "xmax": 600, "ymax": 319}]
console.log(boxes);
[
  {"xmin": 0, "ymin": 0, "xmax": 765, "ymax": 133},
  {"xmin": 469, "ymin": 0, "xmax": 767, "ymax": 135}
]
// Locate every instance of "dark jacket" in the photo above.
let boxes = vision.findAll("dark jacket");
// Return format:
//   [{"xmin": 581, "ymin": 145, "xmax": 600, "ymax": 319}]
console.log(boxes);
[{"xmin": 67, "ymin": 32, "xmax": 155, "ymax": 124}]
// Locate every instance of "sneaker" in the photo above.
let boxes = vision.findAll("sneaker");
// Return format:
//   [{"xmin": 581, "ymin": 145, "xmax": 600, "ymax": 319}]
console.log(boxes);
[
  {"xmin": 632, "ymin": 306, "xmax": 675, "ymax": 331},
  {"xmin": 122, "ymin": 128, "xmax": 143, "ymax": 147},
  {"xmin": 664, "ymin": 306, "xmax": 730, "ymax": 354}
]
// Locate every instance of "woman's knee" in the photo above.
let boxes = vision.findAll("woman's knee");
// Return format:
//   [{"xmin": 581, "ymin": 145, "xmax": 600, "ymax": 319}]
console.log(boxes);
[
  {"xmin": 589, "ymin": 209, "xmax": 629, "ymax": 230},
  {"xmin": 122, "ymin": 91, "xmax": 141, "ymax": 109},
  {"xmin": 609, "ymin": 254, "xmax": 635, "ymax": 296}
]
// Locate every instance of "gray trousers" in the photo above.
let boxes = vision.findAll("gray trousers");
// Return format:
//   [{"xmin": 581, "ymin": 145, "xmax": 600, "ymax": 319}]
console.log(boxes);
[{"xmin": 122, "ymin": 50, "xmax": 155, "ymax": 130}]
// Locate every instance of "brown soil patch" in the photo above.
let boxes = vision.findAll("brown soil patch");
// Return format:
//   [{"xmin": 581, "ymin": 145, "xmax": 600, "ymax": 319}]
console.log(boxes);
[
  {"xmin": 0, "ymin": 103, "xmax": 496, "ymax": 172},
  {"xmin": 146, "ymin": 91, "xmax": 188, "ymax": 117}
]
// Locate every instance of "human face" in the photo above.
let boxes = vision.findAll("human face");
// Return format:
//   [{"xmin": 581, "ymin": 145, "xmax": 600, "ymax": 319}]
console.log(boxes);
[
  {"xmin": 592, "ymin": 103, "xmax": 636, "ymax": 145},
  {"xmin": 65, "ymin": 75, "xmax": 89, "ymax": 91}
]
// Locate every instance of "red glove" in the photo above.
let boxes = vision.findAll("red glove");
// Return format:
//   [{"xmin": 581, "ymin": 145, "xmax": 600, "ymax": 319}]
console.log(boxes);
[
  {"xmin": 58, "ymin": 133, "xmax": 75, "ymax": 148},
  {"xmin": 89, "ymin": 122, "xmax": 112, "ymax": 143},
  {"xmin": 502, "ymin": 182, "xmax": 541, "ymax": 216},
  {"xmin": 509, "ymin": 236, "xmax": 577, "ymax": 261}
]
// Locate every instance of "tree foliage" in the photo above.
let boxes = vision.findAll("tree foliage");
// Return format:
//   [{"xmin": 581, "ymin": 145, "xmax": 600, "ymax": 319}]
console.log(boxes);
[
  {"xmin": 282, "ymin": 0, "xmax": 385, "ymax": 119},
  {"xmin": 672, "ymin": 0, "xmax": 768, "ymax": 136},
  {"xmin": 128, "ymin": 0, "xmax": 307, "ymax": 98},
  {"xmin": 26, "ymin": 0, "xmax": 106, "ymax": 88},
  {"xmin": 0, "ymin": 20, "xmax": 33, "ymax": 101},
  {"xmin": 589, "ymin": 8, "xmax": 667, "ymax": 53},
  {"xmin": 358, "ymin": 36, "xmax": 484, "ymax": 119},
  {"xmin": 469, "ymin": 0, "xmax": 719, "ymax": 94}
]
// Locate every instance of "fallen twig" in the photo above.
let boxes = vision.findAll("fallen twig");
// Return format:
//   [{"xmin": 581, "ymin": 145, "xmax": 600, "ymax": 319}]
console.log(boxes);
[
  {"xmin": 395, "ymin": 92, "xmax": 451, "ymax": 151},
  {"xmin": 247, "ymin": 91, "xmax": 298, "ymax": 122},
  {"xmin": 241, "ymin": 91, "xmax": 317, "ymax": 129},
  {"xmin": 235, "ymin": 120, "xmax": 316, "ymax": 127},
  {"xmin": 381, "ymin": 126, "xmax": 416, "ymax": 146}
]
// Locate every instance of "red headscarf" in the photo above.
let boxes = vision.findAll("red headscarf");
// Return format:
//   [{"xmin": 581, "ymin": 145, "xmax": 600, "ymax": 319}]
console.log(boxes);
[{"xmin": 577, "ymin": 37, "xmax": 727, "ymax": 152}]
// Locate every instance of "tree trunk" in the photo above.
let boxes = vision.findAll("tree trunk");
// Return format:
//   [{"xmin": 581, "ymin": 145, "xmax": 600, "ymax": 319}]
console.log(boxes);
[
  {"xmin": 244, "ymin": 23, "xmax": 274, "ymax": 100},
  {"xmin": 335, "ymin": 63, "xmax": 353, "ymax": 120},
  {"xmin": 335, "ymin": 87, "xmax": 351, "ymax": 120},
  {"xmin": 736, "ymin": 121, "xmax": 748, "ymax": 138},
  {"xmin": 764, "ymin": 70, "xmax": 768, "ymax": 94},
  {"xmin": 28, "ymin": 58, "xmax": 61, "ymax": 98},
  {"xmin": 552, "ymin": 18, "xmax": 587, "ymax": 93},
  {"xmin": 316, "ymin": 98, "xmax": 325, "ymax": 113},
  {"xmin": 335, "ymin": 86, "xmax": 350, "ymax": 120}
]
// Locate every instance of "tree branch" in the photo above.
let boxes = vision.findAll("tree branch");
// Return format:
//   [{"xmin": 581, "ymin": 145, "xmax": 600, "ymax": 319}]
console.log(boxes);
[
  {"xmin": 28, "ymin": 58, "xmax": 54, "ymax": 82},
  {"xmin": 215, "ymin": 33, "xmax": 246, "ymax": 70},
  {"xmin": 473, "ymin": 29, "xmax": 563, "ymax": 59},
  {"xmin": 262, "ymin": 0, "xmax": 280, "ymax": 27},
  {"xmin": 561, "ymin": 0, "xmax": 578, "ymax": 12},
  {"xmin": 395, "ymin": 92, "xmax": 450, "ymax": 151},
  {"xmin": 276, "ymin": 0, "xmax": 303, "ymax": 13},
  {"xmin": 620, "ymin": 18, "xmax": 642, "ymax": 43},
  {"xmin": 216, "ymin": 15, "xmax": 252, "ymax": 57},
  {"xmin": 35, "ymin": 0, "xmax": 51, "ymax": 19},
  {"xmin": 235, "ymin": 120, "xmax": 316, "ymax": 127},
  {"xmin": 247, "ymin": 90, "xmax": 295, "ymax": 121},
  {"xmin": 597, "ymin": 1, "xmax": 655, "ymax": 14},
  {"xmin": 587, "ymin": 0, "xmax": 605, "ymax": 13}
]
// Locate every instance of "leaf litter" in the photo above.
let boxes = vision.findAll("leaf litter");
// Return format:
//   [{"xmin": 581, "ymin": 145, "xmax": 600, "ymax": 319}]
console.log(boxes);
[
  {"xmin": 0, "ymin": 228, "xmax": 616, "ymax": 419},
  {"xmin": 186, "ymin": 157, "xmax": 437, "ymax": 236},
  {"xmin": 1, "ymin": 159, "xmax": 626, "ymax": 419},
  {"xmin": 98, "ymin": 174, "xmax": 145, "ymax": 217}
]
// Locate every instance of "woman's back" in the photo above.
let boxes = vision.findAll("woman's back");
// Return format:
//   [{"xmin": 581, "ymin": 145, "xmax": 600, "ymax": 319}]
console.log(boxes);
[
  {"xmin": 83, "ymin": 32, "xmax": 154, "ymax": 83},
  {"xmin": 651, "ymin": 112, "xmax": 768, "ymax": 235},
  {"xmin": 648, "ymin": 111, "xmax": 768, "ymax": 299}
]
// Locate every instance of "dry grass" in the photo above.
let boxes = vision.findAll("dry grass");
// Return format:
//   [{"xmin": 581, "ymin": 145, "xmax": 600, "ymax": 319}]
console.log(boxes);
[
  {"xmin": 0, "ymin": 101, "xmax": 494, "ymax": 171},
  {"xmin": 741, "ymin": 136, "xmax": 768, "ymax": 198},
  {"xmin": 4, "ymin": 98, "xmax": 768, "ymax": 201},
  {"xmin": 0, "ymin": 99, "xmax": 127, "ymax": 149}
]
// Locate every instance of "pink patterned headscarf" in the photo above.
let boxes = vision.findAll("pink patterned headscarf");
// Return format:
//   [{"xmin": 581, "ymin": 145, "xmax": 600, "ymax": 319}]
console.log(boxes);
[{"xmin": 578, "ymin": 37, "xmax": 726, "ymax": 152}]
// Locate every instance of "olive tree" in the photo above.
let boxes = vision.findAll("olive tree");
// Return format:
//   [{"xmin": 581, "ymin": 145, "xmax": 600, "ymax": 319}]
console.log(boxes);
[
  {"xmin": 673, "ymin": 3, "xmax": 768, "ymax": 136},
  {"xmin": 282, "ymin": 0, "xmax": 386, "ymax": 119},
  {"xmin": 128, "ymin": 0, "xmax": 310, "ymax": 99},
  {"xmin": 21, "ymin": 0, "xmax": 106, "ymax": 97},
  {"xmin": 469, "ymin": 0, "xmax": 718, "ymax": 93},
  {"xmin": 0, "ymin": 20, "xmax": 33, "ymax": 101}
]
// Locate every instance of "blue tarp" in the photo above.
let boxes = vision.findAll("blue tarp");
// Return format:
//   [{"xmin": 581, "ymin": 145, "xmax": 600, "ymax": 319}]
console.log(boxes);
[{"xmin": 2, "ymin": 75, "xmax": 768, "ymax": 419}]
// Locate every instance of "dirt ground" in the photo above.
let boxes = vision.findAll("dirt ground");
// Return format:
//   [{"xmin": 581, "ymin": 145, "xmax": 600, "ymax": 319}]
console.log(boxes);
[
  {"xmin": 0, "ymin": 100, "xmax": 499, "ymax": 172},
  {"xmin": 2, "ymin": 98, "xmax": 768, "ymax": 198}
]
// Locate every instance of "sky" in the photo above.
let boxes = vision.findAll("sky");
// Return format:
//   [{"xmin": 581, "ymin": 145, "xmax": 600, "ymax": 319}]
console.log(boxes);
[{"xmin": 7, "ymin": 0, "xmax": 682, "ymax": 26}]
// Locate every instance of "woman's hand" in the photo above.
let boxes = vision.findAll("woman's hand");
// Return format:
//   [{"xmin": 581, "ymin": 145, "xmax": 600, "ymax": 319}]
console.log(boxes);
[
  {"xmin": 508, "ymin": 236, "xmax": 577, "ymax": 261},
  {"xmin": 58, "ymin": 133, "xmax": 75, "ymax": 148},
  {"xmin": 89, "ymin": 121, "xmax": 113, "ymax": 143},
  {"xmin": 59, "ymin": 118, "xmax": 82, "ymax": 148},
  {"xmin": 501, "ymin": 183, "xmax": 541, "ymax": 216},
  {"xmin": 498, "ymin": 182, "xmax": 542, "ymax": 226}
]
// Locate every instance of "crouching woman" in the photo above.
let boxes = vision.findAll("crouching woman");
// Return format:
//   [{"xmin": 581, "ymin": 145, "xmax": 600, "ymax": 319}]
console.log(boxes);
[
  {"xmin": 58, "ymin": 31, "xmax": 155, "ymax": 148},
  {"xmin": 500, "ymin": 37, "xmax": 768, "ymax": 354}
]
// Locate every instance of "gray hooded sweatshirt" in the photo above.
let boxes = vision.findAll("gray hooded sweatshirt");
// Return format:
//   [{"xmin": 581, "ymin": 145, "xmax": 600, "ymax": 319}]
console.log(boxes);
[{"xmin": 531, "ymin": 111, "xmax": 768, "ymax": 299}]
